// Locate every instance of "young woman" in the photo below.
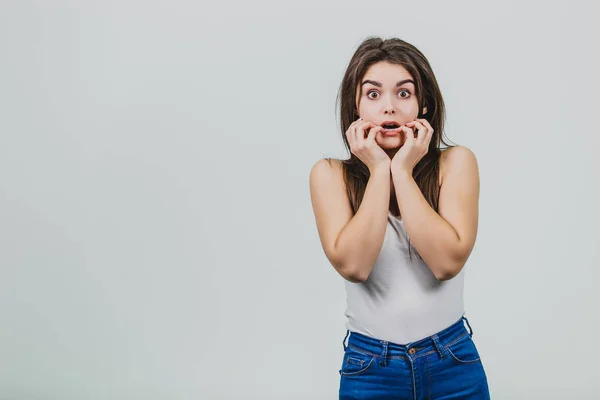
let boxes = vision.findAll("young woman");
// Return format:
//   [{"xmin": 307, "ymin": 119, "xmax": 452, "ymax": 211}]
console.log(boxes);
[{"xmin": 309, "ymin": 37, "xmax": 491, "ymax": 399}]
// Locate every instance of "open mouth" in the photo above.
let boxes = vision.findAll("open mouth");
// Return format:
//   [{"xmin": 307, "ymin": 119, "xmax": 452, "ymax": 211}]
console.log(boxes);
[
  {"xmin": 380, "ymin": 122, "xmax": 402, "ymax": 134},
  {"xmin": 380, "ymin": 120, "xmax": 402, "ymax": 132}
]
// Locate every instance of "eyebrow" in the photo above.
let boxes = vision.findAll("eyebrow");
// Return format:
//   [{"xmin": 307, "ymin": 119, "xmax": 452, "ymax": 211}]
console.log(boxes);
[{"xmin": 361, "ymin": 79, "xmax": 415, "ymax": 88}]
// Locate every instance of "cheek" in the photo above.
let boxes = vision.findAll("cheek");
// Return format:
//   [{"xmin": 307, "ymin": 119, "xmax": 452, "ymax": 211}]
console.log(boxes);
[
  {"xmin": 358, "ymin": 106, "xmax": 373, "ymax": 118},
  {"xmin": 401, "ymin": 102, "xmax": 419, "ymax": 113}
]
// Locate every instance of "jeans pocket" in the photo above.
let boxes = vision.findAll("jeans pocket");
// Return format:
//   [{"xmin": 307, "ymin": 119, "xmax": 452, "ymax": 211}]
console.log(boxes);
[
  {"xmin": 339, "ymin": 346, "xmax": 376, "ymax": 376},
  {"xmin": 446, "ymin": 335, "xmax": 481, "ymax": 364}
]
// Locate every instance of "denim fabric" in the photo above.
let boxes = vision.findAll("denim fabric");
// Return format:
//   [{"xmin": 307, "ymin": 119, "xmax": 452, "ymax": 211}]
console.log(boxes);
[{"xmin": 339, "ymin": 316, "xmax": 490, "ymax": 399}]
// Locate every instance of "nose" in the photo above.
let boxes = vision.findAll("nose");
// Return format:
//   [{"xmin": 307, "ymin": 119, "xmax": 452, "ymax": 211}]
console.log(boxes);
[{"xmin": 384, "ymin": 96, "xmax": 395, "ymax": 115}]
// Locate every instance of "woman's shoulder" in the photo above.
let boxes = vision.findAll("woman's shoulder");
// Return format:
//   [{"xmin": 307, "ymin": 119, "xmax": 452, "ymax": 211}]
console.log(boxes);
[
  {"xmin": 440, "ymin": 145, "xmax": 476, "ymax": 165},
  {"xmin": 311, "ymin": 157, "xmax": 345, "ymax": 175},
  {"xmin": 309, "ymin": 158, "xmax": 348, "ymax": 201},
  {"xmin": 439, "ymin": 145, "xmax": 477, "ymax": 186},
  {"xmin": 310, "ymin": 156, "xmax": 343, "ymax": 180}
]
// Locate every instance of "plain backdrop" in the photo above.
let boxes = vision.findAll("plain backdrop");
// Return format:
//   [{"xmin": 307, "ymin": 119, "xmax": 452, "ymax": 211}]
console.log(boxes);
[{"xmin": 1, "ymin": 0, "xmax": 598, "ymax": 399}]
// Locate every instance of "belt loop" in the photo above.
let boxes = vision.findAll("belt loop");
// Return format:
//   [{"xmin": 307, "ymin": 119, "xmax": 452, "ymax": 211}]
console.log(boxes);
[
  {"xmin": 462, "ymin": 316, "xmax": 474, "ymax": 337},
  {"xmin": 379, "ymin": 340, "xmax": 389, "ymax": 367},
  {"xmin": 342, "ymin": 329, "xmax": 350, "ymax": 351},
  {"xmin": 431, "ymin": 334, "xmax": 446, "ymax": 359}
]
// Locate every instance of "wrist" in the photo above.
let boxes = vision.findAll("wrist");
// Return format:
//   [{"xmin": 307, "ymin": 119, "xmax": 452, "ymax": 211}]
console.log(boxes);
[
  {"xmin": 369, "ymin": 161, "xmax": 391, "ymax": 175},
  {"xmin": 391, "ymin": 168, "xmax": 413, "ymax": 181}
]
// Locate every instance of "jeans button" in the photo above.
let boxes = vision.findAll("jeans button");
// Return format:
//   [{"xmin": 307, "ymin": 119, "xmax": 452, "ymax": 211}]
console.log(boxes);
[{"xmin": 408, "ymin": 348, "xmax": 416, "ymax": 355}]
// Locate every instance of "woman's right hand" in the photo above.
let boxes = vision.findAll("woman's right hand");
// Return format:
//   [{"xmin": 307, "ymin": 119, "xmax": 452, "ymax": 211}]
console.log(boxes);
[{"xmin": 345, "ymin": 118, "xmax": 391, "ymax": 172}]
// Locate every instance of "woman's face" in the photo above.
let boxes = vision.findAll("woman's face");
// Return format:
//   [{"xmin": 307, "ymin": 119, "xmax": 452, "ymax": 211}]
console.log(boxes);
[{"xmin": 355, "ymin": 61, "xmax": 426, "ymax": 151}]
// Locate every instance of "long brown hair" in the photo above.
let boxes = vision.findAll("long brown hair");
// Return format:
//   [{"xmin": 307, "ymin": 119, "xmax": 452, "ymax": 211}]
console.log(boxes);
[{"xmin": 330, "ymin": 36, "xmax": 457, "ymax": 259}]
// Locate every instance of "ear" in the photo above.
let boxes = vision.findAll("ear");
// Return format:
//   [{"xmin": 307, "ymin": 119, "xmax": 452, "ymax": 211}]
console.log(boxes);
[{"xmin": 423, "ymin": 103, "xmax": 428, "ymax": 115}]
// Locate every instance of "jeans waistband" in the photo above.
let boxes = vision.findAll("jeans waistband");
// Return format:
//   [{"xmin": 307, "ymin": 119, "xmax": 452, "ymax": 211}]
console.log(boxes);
[{"xmin": 342, "ymin": 315, "xmax": 474, "ymax": 367}]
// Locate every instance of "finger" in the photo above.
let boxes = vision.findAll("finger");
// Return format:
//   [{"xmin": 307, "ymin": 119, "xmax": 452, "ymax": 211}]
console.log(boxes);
[
  {"xmin": 352, "ymin": 124, "xmax": 361, "ymax": 146},
  {"xmin": 345, "ymin": 124, "xmax": 353, "ymax": 141},
  {"xmin": 350, "ymin": 117, "xmax": 363, "ymax": 128},
  {"xmin": 346, "ymin": 118, "xmax": 361, "ymax": 137},
  {"xmin": 419, "ymin": 119, "xmax": 435, "ymax": 144},
  {"xmin": 399, "ymin": 125, "xmax": 415, "ymax": 145},
  {"xmin": 412, "ymin": 120, "xmax": 434, "ymax": 153},
  {"xmin": 346, "ymin": 123, "xmax": 358, "ymax": 149},
  {"xmin": 357, "ymin": 121, "xmax": 375, "ymax": 142},
  {"xmin": 352, "ymin": 122, "xmax": 368, "ymax": 147},
  {"xmin": 406, "ymin": 121, "xmax": 427, "ymax": 145},
  {"xmin": 366, "ymin": 125, "xmax": 383, "ymax": 143},
  {"xmin": 425, "ymin": 125, "xmax": 434, "ymax": 144},
  {"xmin": 347, "ymin": 117, "xmax": 366, "ymax": 136},
  {"xmin": 346, "ymin": 118, "xmax": 364, "ymax": 138},
  {"xmin": 420, "ymin": 122, "xmax": 434, "ymax": 147},
  {"xmin": 416, "ymin": 118, "xmax": 433, "ymax": 132}
]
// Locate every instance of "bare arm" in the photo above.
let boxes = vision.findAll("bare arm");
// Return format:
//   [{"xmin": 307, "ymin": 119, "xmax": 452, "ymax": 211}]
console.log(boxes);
[
  {"xmin": 391, "ymin": 146, "xmax": 480, "ymax": 280},
  {"xmin": 310, "ymin": 159, "xmax": 390, "ymax": 282}
]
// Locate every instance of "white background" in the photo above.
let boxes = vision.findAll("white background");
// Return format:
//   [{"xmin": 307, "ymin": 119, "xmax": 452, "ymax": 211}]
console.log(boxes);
[{"xmin": 1, "ymin": 0, "xmax": 598, "ymax": 398}]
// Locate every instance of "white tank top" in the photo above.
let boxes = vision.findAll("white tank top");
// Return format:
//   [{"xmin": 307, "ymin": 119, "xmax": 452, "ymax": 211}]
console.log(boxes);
[{"xmin": 343, "ymin": 211, "xmax": 465, "ymax": 344}]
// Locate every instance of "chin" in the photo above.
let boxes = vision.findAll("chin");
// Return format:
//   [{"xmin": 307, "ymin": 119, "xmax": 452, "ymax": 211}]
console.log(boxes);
[{"xmin": 378, "ymin": 138, "xmax": 404, "ymax": 147}]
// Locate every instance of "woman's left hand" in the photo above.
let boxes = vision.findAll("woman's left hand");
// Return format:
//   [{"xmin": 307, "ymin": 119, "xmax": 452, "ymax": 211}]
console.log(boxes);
[{"xmin": 391, "ymin": 118, "xmax": 434, "ymax": 176}]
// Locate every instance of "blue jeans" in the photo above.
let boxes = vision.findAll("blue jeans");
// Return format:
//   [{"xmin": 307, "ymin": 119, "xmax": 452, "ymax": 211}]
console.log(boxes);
[{"xmin": 339, "ymin": 316, "xmax": 490, "ymax": 399}]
